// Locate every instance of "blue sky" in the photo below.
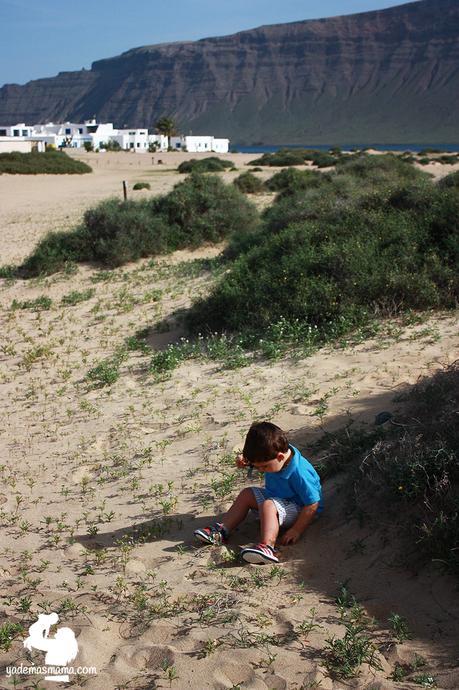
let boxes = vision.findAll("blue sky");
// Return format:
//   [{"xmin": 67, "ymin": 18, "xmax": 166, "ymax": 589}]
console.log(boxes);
[{"xmin": 1, "ymin": 0, "xmax": 416, "ymax": 86}]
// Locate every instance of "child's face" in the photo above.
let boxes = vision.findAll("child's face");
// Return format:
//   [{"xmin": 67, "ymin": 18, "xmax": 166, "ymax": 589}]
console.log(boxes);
[{"xmin": 251, "ymin": 451, "xmax": 290, "ymax": 473}]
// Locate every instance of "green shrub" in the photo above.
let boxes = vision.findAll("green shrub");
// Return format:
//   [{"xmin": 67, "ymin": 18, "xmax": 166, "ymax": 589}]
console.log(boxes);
[
  {"xmin": 348, "ymin": 363, "xmax": 459, "ymax": 576},
  {"xmin": 324, "ymin": 621, "xmax": 382, "ymax": 679},
  {"xmin": 439, "ymin": 170, "xmax": 459, "ymax": 190},
  {"xmin": 437, "ymin": 154, "xmax": 459, "ymax": 165},
  {"xmin": 100, "ymin": 140, "xmax": 121, "ymax": 151},
  {"xmin": 335, "ymin": 153, "xmax": 426, "ymax": 184},
  {"xmin": 249, "ymin": 148, "xmax": 341, "ymax": 168},
  {"xmin": 177, "ymin": 157, "xmax": 233, "ymax": 173},
  {"xmin": 19, "ymin": 174, "xmax": 259, "ymax": 276},
  {"xmin": 0, "ymin": 150, "xmax": 92, "ymax": 174},
  {"xmin": 249, "ymin": 148, "xmax": 308, "ymax": 167},
  {"xmin": 86, "ymin": 349, "xmax": 127, "ymax": 387},
  {"xmin": 309, "ymin": 151, "xmax": 337, "ymax": 168},
  {"xmin": 264, "ymin": 168, "xmax": 325, "ymax": 196},
  {"xmin": 188, "ymin": 180, "xmax": 458, "ymax": 336},
  {"xmin": 233, "ymin": 171, "xmax": 264, "ymax": 194},
  {"xmin": 133, "ymin": 182, "xmax": 151, "ymax": 190}
]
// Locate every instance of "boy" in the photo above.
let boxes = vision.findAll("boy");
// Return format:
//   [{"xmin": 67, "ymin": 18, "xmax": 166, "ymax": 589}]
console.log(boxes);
[{"xmin": 194, "ymin": 421, "xmax": 322, "ymax": 564}]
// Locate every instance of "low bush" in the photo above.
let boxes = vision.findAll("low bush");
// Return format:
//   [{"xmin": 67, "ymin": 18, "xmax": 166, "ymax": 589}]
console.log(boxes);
[
  {"xmin": 100, "ymin": 140, "xmax": 121, "ymax": 151},
  {"xmin": 249, "ymin": 148, "xmax": 342, "ymax": 168},
  {"xmin": 17, "ymin": 173, "xmax": 259, "ymax": 276},
  {"xmin": 334, "ymin": 153, "xmax": 425, "ymax": 184},
  {"xmin": 0, "ymin": 150, "xmax": 92, "ymax": 174},
  {"xmin": 133, "ymin": 182, "xmax": 151, "ymax": 190},
  {"xmin": 264, "ymin": 168, "xmax": 325, "ymax": 196},
  {"xmin": 439, "ymin": 170, "xmax": 459, "ymax": 190},
  {"xmin": 314, "ymin": 363, "xmax": 459, "ymax": 577},
  {"xmin": 188, "ymin": 162, "xmax": 458, "ymax": 337},
  {"xmin": 177, "ymin": 157, "xmax": 233, "ymax": 173},
  {"xmin": 233, "ymin": 171, "xmax": 264, "ymax": 194},
  {"xmin": 249, "ymin": 148, "xmax": 307, "ymax": 167},
  {"xmin": 356, "ymin": 364, "xmax": 458, "ymax": 575}
]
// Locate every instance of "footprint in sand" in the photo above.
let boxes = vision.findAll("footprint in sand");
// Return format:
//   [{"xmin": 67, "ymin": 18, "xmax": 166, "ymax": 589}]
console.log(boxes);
[
  {"xmin": 117, "ymin": 643, "xmax": 175, "ymax": 670},
  {"xmin": 213, "ymin": 661, "xmax": 267, "ymax": 689},
  {"xmin": 125, "ymin": 558, "xmax": 147, "ymax": 576},
  {"xmin": 72, "ymin": 466, "xmax": 93, "ymax": 484}
]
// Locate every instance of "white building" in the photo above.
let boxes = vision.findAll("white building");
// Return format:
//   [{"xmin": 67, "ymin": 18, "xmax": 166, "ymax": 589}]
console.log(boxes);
[
  {"xmin": 0, "ymin": 120, "xmax": 228, "ymax": 154},
  {"xmin": 170, "ymin": 135, "xmax": 230, "ymax": 153},
  {"xmin": 0, "ymin": 123, "xmax": 46, "ymax": 152}
]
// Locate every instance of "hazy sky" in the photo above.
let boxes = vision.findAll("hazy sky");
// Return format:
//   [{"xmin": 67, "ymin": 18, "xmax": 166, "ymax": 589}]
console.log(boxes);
[{"xmin": 1, "ymin": 0, "xmax": 417, "ymax": 86}]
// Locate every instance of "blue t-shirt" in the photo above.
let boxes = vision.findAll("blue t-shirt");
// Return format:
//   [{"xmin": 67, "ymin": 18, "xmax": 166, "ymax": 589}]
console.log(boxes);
[{"xmin": 264, "ymin": 445, "xmax": 323, "ymax": 512}]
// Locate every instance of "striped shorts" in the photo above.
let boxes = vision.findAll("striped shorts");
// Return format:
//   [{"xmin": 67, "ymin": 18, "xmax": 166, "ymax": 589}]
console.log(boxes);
[{"xmin": 251, "ymin": 487, "xmax": 302, "ymax": 528}]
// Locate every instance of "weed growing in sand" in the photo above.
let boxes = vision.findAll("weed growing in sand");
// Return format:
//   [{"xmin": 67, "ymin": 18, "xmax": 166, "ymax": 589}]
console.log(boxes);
[
  {"xmin": 323, "ymin": 621, "xmax": 382, "ymax": 679},
  {"xmin": 211, "ymin": 472, "xmax": 238, "ymax": 499},
  {"xmin": 161, "ymin": 659, "xmax": 179, "ymax": 686},
  {"xmin": 388, "ymin": 612, "xmax": 411, "ymax": 642},
  {"xmin": 61, "ymin": 288, "xmax": 95, "ymax": 306},
  {"xmin": 0, "ymin": 622, "xmax": 25, "ymax": 652},
  {"xmin": 10, "ymin": 295, "xmax": 52, "ymax": 311},
  {"xmin": 295, "ymin": 608, "xmax": 323, "ymax": 639},
  {"xmin": 86, "ymin": 348, "xmax": 127, "ymax": 387},
  {"xmin": 413, "ymin": 674, "xmax": 437, "ymax": 688}
]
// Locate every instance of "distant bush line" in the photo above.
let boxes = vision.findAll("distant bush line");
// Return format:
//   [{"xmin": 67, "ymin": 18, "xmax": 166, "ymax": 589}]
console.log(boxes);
[
  {"xmin": 0, "ymin": 150, "xmax": 92, "ymax": 175},
  {"xmin": 249, "ymin": 147, "xmax": 345, "ymax": 168}
]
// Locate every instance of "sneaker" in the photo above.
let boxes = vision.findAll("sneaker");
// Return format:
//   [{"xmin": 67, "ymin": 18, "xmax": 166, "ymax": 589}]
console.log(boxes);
[
  {"xmin": 240, "ymin": 542, "xmax": 279, "ymax": 564},
  {"xmin": 194, "ymin": 522, "xmax": 227, "ymax": 545}
]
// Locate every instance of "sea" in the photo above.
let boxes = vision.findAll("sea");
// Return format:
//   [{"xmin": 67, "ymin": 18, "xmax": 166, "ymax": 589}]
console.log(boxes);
[{"xmin": 234, "ymin": 144, "xmax": 459, "ymax": 154}]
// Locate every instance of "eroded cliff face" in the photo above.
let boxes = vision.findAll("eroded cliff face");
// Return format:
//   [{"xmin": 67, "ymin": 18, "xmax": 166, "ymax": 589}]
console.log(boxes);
[{"xmin": 1, "ymin": 0, "xmax": 458, "ymax": 144}]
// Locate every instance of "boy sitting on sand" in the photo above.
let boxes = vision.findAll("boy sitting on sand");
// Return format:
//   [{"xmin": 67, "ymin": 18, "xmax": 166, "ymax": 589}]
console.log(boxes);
[{"xmin": 194, "ymin": 421, "xmax": 322, "ymax": 564}]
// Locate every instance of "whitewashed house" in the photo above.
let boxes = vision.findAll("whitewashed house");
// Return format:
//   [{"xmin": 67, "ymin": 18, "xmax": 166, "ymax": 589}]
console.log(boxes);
[
  {"xmin": 112, "ymin": 128, "xmax": 167, "ymax": 152},
  {"xmin": 0, "ymin": 119, "xmax": 227, "ymax": 154},
  {"xmin": 170, "ymin": 135, "xmax": 230, "ymax": 153},
  {"xmin": 0, "ymin": 123, "xmax": 46, "ymax": 152}
]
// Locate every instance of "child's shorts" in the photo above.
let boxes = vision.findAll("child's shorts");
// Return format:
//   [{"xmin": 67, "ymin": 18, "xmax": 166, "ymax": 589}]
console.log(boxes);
[{"xmin": 251, "ymin": 487, "xmax": 302, "ymax": 528}]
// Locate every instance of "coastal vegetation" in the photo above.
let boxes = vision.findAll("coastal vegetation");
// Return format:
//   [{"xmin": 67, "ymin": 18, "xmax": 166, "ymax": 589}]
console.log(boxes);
[
  {"xmin": 0, "ymin": 150, "xmax": 92, "ymax": 175},
  {"xmin": 233, "ymin": 171, "xmax": 264, "ymax": 194},
  {"xmin": 188, "ymin": 155, "xmax": 457, "ymax": 339},
  {"xmin": 264, "ymin": 167, "xmax": 324, "ymax": 195},
  {"xmin": 177, "ymin": 157, "xmax": 234, "ymax": 173},
  {"xmin": 317, "ymin": 362, "xmax": 459, "ymax": 576},
  {"xmin": 132, "ymin": 181, "xmax": 151, "ymax": 190},
  {"xmin": 249, "ymin": 148, "xmax": 341, "ymax": 168},
  {"xmin": 13, "ymin": 173, "xmax": 258, "ymax": 276}
]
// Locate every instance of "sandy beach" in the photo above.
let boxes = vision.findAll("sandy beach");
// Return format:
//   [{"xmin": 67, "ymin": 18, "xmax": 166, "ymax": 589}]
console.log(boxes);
[{"xmin": 0, "ymin": 152, "xmax": 458, "ymax": 689}]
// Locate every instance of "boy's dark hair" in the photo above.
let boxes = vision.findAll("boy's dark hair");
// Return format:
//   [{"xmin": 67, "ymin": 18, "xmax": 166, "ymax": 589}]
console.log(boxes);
[{"xmin": 243, "ymin": 422, "xmax": 289, "ymax": 463}]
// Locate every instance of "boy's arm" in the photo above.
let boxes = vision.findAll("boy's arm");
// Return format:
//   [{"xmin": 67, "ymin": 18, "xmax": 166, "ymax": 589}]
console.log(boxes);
[{"xmin": 279, "ymin": 503, "xmax": 319, "ymax": 545}]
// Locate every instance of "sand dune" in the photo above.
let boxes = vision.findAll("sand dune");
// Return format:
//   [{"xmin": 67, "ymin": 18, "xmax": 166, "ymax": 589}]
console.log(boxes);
[{"xmin": 0, "ymin": 153, "xmax": 458, "ymax": 689}]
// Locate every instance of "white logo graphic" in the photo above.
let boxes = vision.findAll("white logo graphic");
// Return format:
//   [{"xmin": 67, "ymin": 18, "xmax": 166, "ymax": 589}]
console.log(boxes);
[{"xmin": 23, "ymin": 613, "xmax": 78, "ymax": 682}]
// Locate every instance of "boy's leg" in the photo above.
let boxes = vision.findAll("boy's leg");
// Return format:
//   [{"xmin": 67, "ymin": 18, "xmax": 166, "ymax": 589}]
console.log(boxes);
[
  {"xmin": 222, "ymin": 487, "xmax": 259, "ymax": 532},
  {"xmin": 258, "ymin": 499, "xmax": 280, "ymax": 547}
]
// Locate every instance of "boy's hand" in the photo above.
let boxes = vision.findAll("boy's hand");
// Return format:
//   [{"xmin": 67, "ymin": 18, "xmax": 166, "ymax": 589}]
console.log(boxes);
[
  {"xmin": 236, "ymin": 453, "xmax": 248, "ymax": 468},
  {"xmin": 280, "ymin": 527, "xmax": 301, "ymax": 545}
]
